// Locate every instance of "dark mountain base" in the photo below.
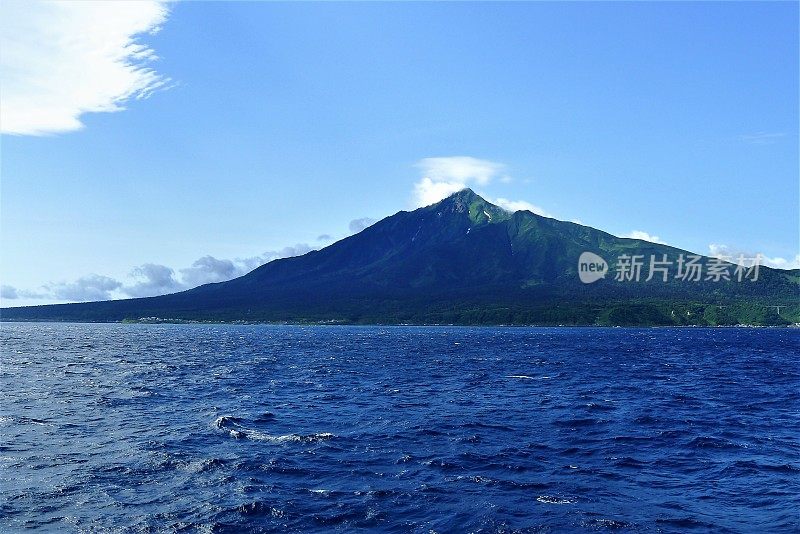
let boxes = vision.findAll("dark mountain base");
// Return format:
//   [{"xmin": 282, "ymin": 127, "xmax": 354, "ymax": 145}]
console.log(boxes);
[{"xmin": 3, "ymin": 296, "xmax": 797, "ymax": 327}]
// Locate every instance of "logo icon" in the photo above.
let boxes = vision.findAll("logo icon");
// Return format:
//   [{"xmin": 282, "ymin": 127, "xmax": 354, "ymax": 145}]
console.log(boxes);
[{"xmin": 578, "ymin": 252, "xmax": 608, "ymax": 284}]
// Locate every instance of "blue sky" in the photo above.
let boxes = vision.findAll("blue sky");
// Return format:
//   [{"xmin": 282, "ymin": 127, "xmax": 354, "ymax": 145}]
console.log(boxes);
[{"xmin": 1, "ymin": 1, "xmax": 798, "ymax": 306}]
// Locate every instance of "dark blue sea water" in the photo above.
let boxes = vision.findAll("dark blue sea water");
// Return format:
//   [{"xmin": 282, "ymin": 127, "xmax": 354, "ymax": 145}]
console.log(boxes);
[{"xmin": 1, "ymin": 324, "xmax": 798, "ymax": 532}]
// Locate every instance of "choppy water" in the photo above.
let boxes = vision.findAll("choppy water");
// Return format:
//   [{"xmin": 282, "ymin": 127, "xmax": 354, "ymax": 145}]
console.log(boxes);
[{"xmin": 1, "ymin": 323, "xmax": 798, "ymax": 532}]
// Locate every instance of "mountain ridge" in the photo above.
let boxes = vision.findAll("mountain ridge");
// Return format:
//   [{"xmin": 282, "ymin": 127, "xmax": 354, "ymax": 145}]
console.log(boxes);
[{"xmin": 3, "ymin": 190, "xmax": 798, "ymax": 326}]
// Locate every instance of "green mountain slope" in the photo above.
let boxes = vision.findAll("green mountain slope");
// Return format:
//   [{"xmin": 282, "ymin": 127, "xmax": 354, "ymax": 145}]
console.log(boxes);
[{"xmin": 3, "ymin": 190, "xmax": 798, "ymax": 325}]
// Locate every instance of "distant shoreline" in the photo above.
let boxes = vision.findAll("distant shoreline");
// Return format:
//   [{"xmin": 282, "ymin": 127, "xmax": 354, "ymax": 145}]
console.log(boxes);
[{"xmin": 2, "ymin": 318, "xmax": 796, "ymax": 328}]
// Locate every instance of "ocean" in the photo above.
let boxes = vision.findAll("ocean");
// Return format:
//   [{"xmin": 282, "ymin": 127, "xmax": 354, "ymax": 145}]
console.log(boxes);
[{"xmin": 1, "ymin": 323, "xmax": 798, "ymax": 532}]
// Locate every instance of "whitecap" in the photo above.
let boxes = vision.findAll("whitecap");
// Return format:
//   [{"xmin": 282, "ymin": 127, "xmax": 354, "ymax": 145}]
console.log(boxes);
[
  {"xmin": 506, "ymin": 375, "xmax": 551, "ymax": 380},
  {"xmin": 537, "ymin": 495, "xmax": 575, "ymax": 505},
  {"xmin": 247, "ymin": 431, "xmax": 335, "ymax": 443},
  {"xmin": 214, "ymin": 415, "xmax": 334, "ymax": 443}
]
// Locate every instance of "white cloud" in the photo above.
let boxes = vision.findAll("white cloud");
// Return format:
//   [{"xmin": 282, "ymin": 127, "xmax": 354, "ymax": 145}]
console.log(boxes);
[
  {"xmin": 124, "ymin": 263, "xmax": 182, "ymax": 297},
  {"xmin": 413, "ymin": 177, "xmax": 469, "ymax": 207},
  {"xmin": 412, "ymin": 157, "xmax": 507, "ymax": 207},
  {"xmin": 45, "ymin": 274, "xmax": 122, "ymax": 301},
  {"xmin": 623, "ymin": 230, "xmax": 667, "ymax": 245},
  {"xmin": 1, "ymin": 285, "xmax": 19, "ymax": 299},
  {"xmin": 123, "ymin": 245, "xmax": 318, "ymax": 296},
  {"xmin": 411, "ymin": 156, "xmax": 554, "ymax": 219},
  {"xmin": 415, "ymin": 156, "xmax": 504, "ymax": 186},
  {"xmin": 180, "ymin": 256, "xmax": 239, "ymax": 288},
  {"xmin": 238, "ymin": 244, "xmax": 316, "ymax": 272},
  {"xmin": 709, "ymin": 244, "xmax": 800, "ymax": 270},
  {"xmin": 708, "ymin": 244, "xmax": 731, "ymax": 259},
  {"xmin": 1, "ymin": 284, "xmax": 48, "ymax": 300},
  {"xmin": 491, "ymin": 197, "xmax": 553, "ymax": 218},
  {"xmin": 0, "ymin": 0, "xmax": 170, "ymax": 136},
  {"xmin": 122, "ymin": 246, "xmax": 318, "ymax": 298},
  {"xmin": 4, "ymin": 244, "xmax": 321, "ymax": 304},
  {"xmin": 764, "ymin": 255, "xmax": 800, "ymax": 270}
]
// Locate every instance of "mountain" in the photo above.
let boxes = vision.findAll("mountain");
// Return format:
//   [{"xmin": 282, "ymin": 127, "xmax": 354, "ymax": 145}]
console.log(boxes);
[{"xmin": 3, "ymin": 189, "xmax": 798, "ymax": 326}]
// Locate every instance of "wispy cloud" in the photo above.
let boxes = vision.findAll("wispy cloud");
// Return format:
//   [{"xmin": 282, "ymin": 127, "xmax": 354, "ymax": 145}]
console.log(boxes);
[
  {"xmin": 623, "ymin": 230, "xmax": 667, "ymax": 245},
  {"xmin": 0, "ymin": 0, "xmax": 171, "ymax": 136},
  {"xmin": 739, "ymin": 132, "xmax": 787, "ymax": 145},
  {"xmin": 416, "ymin": 156, "xmax": 504, "ymax": 187}
]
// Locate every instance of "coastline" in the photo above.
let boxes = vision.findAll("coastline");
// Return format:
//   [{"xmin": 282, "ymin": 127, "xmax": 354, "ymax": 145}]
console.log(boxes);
[{"xmin": 1, "ymin": 317, "xmax": 797, "ymax": 328}]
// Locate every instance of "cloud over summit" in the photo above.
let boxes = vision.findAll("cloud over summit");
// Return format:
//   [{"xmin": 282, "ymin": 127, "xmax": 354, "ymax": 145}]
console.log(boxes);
[
  {"xmin": 412, "ymin": 156, "xmax": 552, "ymax": 217},
  {"xmin": 413, "ymin": 157, "xmax": 505, "ymax": 207}
]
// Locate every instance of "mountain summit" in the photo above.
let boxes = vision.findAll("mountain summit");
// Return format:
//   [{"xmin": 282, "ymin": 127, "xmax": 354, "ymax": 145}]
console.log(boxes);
[{"xmin": 3, "ymin": 190, "xmax": 797, "ymax": 325}]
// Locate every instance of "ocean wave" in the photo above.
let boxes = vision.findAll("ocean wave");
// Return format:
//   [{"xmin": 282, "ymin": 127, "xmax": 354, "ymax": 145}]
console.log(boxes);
[
  {"xmin": 236, "ymin": 501, "xmax": 285, "ymax": 518},
  {"xmin": 213, "ymin": 415, "xmax": 334, "ymax": 443},
  {"xmin": 505, "ymin": 375, "xmax": 552, "ymax": 380},
  {"xmin": 0, "ymin": 415, "xmax": 50, "ymax": 426},
  {"xmin": 582, "ymin": 518, "xmax": 634, "ymax": 529},
  {"xmin": 4, "ymin": 323, "xmax": 797, "ymax": 532},
  {"xmin": 536, "ymin": 495, "xmax": 575, "ymax": 505},
  {"xmin": 186, "ymin": 457, "xmax": 228, "ymax": 473},
  {"xmin": 686, "ymin": 436, "xmax": 745, "ymax": 450}
]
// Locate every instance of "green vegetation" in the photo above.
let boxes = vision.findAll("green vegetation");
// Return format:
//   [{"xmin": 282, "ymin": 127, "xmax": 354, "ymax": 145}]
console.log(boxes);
[{"xmin": 3, "ymin": 190, "xmax": 798, "ymax": 327}]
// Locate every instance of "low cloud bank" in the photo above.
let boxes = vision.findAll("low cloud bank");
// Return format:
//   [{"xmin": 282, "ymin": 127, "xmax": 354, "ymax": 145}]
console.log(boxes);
[{"xmin": 2, "ymin": 243, "xmax": 317, "ymax": 303}]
